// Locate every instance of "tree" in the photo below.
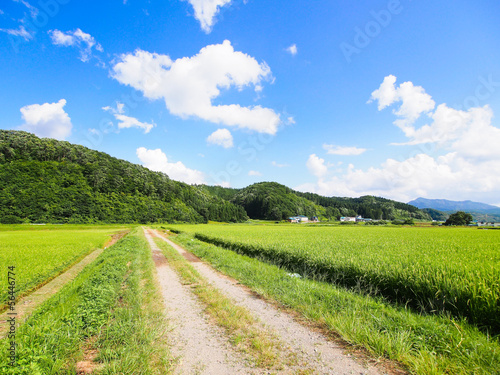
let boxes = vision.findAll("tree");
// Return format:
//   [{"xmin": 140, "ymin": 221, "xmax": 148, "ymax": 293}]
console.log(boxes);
[{"xmin": 444, "ymin": 211, "xmax": 473, "ymax": 226}]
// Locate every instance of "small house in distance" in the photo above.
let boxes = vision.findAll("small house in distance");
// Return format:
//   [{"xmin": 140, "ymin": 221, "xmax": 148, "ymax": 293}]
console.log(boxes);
[
  {"xmin": 288, "ymin": 215, "xmax": 309, "ymax": 223},
  {"xmin": 340, "ymin": 215, "xmax": 372, "ymax": 222},
  {"xmin": 340, "ymin": 216, "xmax": 356, "ymax": 222}
]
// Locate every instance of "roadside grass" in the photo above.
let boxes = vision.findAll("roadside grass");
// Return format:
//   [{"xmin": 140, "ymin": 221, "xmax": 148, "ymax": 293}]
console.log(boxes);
[
  {"xmin": 166, "ymin": 231, "xmax": 500, "ymax": 375},
  {"xmin": 0, "ymin": 225, "xmax": 128, "ymax": 308},
  {"xmin": 0, "ymin": 228, "xmax": 171, "ymax": 374},
  {"xmin": 151, "ymin": 231, "xmax": 298, "ymax": 371}
]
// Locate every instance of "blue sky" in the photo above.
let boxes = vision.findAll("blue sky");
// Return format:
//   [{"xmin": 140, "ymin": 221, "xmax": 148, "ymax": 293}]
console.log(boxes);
[{"xmin": 1, "ymin": 0, "xmax": 500, "ymax": 205}]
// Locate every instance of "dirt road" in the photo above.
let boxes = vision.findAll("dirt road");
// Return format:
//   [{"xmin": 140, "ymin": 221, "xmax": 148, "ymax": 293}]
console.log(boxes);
[{"xmin": 147, "ymin": 228, "xmax": 385, "ymax": 375}]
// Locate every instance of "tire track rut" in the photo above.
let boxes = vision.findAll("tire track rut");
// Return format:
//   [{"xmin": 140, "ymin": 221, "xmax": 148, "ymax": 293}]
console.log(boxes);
[
  {"xmin": 150, "ymin": 229, "xmax": 385, "ymax": 375},
  {"xmin": 144, "ymin": 229, "xmax": 257, "ymax": 375}
]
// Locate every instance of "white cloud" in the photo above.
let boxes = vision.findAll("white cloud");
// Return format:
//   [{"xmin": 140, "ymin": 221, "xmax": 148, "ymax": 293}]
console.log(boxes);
[
  {"xmin": 185, "ymin": 0, "xmax": 232, "ymax": 33},
  {"xmin": 286, "ymin": 44, "xmax": 297, "ymax": 56},
  {"xmin": 136, "ymin": 147, "xmax": 206, "ymax": 184},
  {"xmin": 207, "ymin": 128, "xmax": 233, "ymax": 148},
  {"xmin": 102, "ymin": 102, "xmax": 156, "ymax": 134},
  {"xmin": 48, "ymin": 29, "xmax": 103, "ymax": 62},
  {"xmin": 0, "ymin": 25, "xmax": 33, "ymax": 40},
  {"xmin": 297, "ymin": 152, "xmax": 500, "ymax": 204},
  {"xmin": 271, "ymin": 161, "xmax": 289, "ymax": 168},
  {"xmin": 306, "ymin": 154, "xmax": 328, "ymax": 178},
  {"xmin": 102, "ymin": 102, "xmax": 155, "ymax": 133},
  {"xmin": 299, "ymin": 76, "xmax": 500, "ymax": 204},
  {"xmin": 324, "ymin": 144, "xmax": 366, "ymax": 156},
  {"xmin": 112, "ymin": 40, "xmax": 280, "ymax": 134},
  {"xmin": 19, "ymin": 99, "xmax": 72, "ymax": 140},
  {"xmin": 248, "ymin": 170, "xmax": 262, "ymax": 176},
  {"xmin": 368, "ymin": 75, "xmax": 435, "ymax": 136},
  {"xmin": 115, "ymin": 114, "xmax": 155, "ymax": 133}
]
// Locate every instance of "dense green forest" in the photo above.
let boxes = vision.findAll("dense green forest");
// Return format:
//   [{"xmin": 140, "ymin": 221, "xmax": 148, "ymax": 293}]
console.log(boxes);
[
  {"xmin": 204, "ymin": 182, "xmax": 432, "ymax": 221},
  {"xmin": 0, "ymin": 131, "xmax": 247, "ymax": 224},
  {"xmin": 1, "ymin": 131, "xmax": 431, "ymax": 223}
]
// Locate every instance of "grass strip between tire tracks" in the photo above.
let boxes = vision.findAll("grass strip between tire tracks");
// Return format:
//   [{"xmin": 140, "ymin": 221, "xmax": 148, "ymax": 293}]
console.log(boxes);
[{"xmin": 151, "ymin": 230, "xmax": 301, "ymax": 371}]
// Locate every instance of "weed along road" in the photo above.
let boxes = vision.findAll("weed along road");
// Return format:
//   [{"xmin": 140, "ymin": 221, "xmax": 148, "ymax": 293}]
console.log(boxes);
[{"xmin": 145, "ymin": 228, "xmax": 383, "ymax": 374}]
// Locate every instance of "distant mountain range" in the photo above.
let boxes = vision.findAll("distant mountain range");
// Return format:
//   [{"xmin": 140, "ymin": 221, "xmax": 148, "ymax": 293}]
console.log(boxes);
[{"xmin": 408, "ymin": 198, "xmax": 500, "ymax": 222}]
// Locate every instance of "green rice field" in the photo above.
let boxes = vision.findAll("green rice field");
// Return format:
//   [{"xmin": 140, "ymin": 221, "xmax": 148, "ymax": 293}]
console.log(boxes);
[
  {"xmin": 169, "ymin": 224, "xmax": 500, "ymax": 334},
  {"xmin": 0, "ymin": 225, "xmax": 127, "ymax": 307}
]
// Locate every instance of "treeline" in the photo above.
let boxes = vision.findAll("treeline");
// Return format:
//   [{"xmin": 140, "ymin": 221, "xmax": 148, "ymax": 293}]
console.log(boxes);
[
  {"xmin": 205, "ymin": 182, "xmax": 431, "ymax": 221},
  {"xmin": 295, "ymin": 191, "xmax": 431, "ymax": 221},
  {"xmin": 0, "ymin": 131, "xmax": 247, "ymax": 224}
]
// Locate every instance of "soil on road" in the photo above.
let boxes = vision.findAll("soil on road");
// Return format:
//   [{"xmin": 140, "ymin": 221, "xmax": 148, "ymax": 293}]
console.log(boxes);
[{"xmin": 147, "ymin": 228, "xmax": 385, "ymax": 375}]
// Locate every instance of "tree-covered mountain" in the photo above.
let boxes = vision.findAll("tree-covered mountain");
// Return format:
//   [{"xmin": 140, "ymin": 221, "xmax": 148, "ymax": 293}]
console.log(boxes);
[
  {"xmin": 228, "ymin": 182, "xmax": 326, "ymax": 221},
  {"xmin": 205, "ymin": 182, "xmax": 432, "ymax": 221},
  {"xmin": 0, "ymin": 130, "xmax": 248, "ymax": 224},
  {"xmin": 421, "ymin": 208, "xmax": 448, "ymax": 221}
]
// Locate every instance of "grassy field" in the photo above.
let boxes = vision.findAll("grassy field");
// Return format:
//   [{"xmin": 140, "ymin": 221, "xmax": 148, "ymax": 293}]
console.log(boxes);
[
  {"xmin": 0, "ymin": 225, "xmax": 129, "ymax": 308},
  {"xmin": 163, "ymin": 228, "xmax": 500, "ymax": 375},
  {"xmin": 0, "ymin": 227, "xmax": 170, "ymax": 374},
  {"xmin": 168, "ymin": 224, "xmax": 500, "ymax": 335}
]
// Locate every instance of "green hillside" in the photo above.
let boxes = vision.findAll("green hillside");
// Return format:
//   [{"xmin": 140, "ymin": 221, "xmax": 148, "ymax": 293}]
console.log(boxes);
[
  {"xmin": 231, "ymin": 182, "xmax": 326, "ymax": 220},
  {"xmin": 0, "ymin": 130, "xmax": 248, "ymax": 224},
  {"xmin": 205, "ymin": 182, "xmax": 431, "ymax": 221}
]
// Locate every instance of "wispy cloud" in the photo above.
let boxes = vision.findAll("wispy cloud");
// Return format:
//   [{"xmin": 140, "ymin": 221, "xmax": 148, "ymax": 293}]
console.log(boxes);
[
  {"xmin": 271, "ymin": 161, "xmax": 289, "ymax": 168},
  {"xmin": 323, "ymin": 144, "xmax": 366, "ymax": 156},
  {"xmin": 49, "ymin": 29, "xmax": 103, "ymax": 62},
  {"xmin": 102, "ymin": 102, "xmax": 155, "ymax": 134},
  {"xmin": 0, "ymin": 25, "xmax": 33, "ymax": 40}
]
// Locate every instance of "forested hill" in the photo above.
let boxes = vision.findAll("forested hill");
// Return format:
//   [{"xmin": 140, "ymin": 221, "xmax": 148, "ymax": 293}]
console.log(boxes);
[
  {"xmin": 0, "ymin": 130, "xmax": 248, "ymax": 224},
  {"xmin": 204, "ymin": 182, "xmax": 432, "ymax": 221}
]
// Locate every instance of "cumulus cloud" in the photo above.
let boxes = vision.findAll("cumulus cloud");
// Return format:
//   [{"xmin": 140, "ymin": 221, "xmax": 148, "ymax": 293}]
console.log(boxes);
[
  {"xmin": 112, "ymin": 40, "xmax": 280, "ymax": 134},
  {"xmin": 136, "ymin": 147, "xmax": 206, "ymax": 184},
  {"xmin": 368, "ymin": 75, "xmax": 435, "ymax": 136},
  {"xmin": 299, "ymin": 76, "xmax": 500, "ymax": 204},
  {"xmin": 297, "ymin": 151, "xmax": 500, "ymax": 203},
  {"xmin": 19, "ymin": 99, "xmax": 72, "ymax": 140},
  {"xmin": 248, "ymin": 170, "xmax": 262, "ymax": 176},
  {"xmin": 207, "ymin": 128, "xmax": 233, "ymax": 148},
  {"xmin": 323, "ymin": 144, "xmax": 366, "ymax": 156},
  {"xmin": 49, "ymin": 29, "xmax": 103, "ymax": 62},
  {"xmin": 103, "ymin": 102, "xmax": 155, "ymax": 133},
  {"xmin": 286, "ymin": 44, "xmax": 297, "ymax": 55},
  {"xmin": 306, "ymin": 154, "xmax": 328, "ymax": 178},
  {"xmin": 185, "ymin": 0, "xmax": 232, "ymax": 33}
]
